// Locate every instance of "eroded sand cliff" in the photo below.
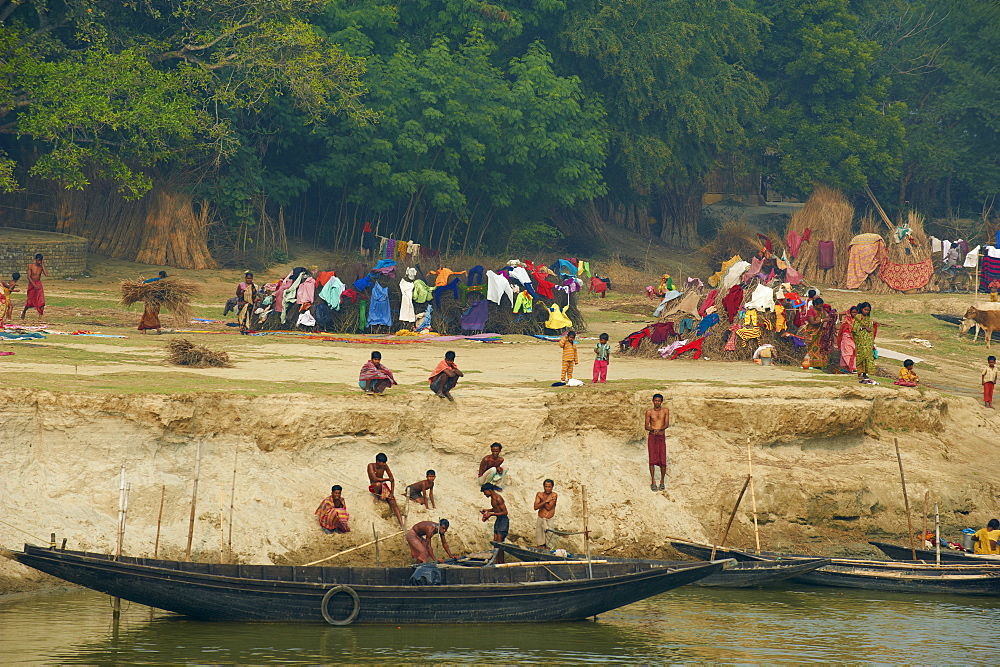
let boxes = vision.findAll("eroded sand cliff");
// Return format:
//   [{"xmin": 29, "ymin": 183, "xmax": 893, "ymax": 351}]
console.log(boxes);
[{"xmin": 2, "ymin": 386, "xmax": 999, "ymax": 593}]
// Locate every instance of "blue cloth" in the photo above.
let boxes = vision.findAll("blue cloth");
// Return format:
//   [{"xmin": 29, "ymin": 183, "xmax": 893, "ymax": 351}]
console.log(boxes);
[
  {"xmin": 696, "ymin": 313, "xmax": 720, "ymax": 336},
  {"xmin": 467, "ymin": 265, "xmax": 485, "ymax": 286},
  {"xmin": 554, "ymin": 259, "xmax": 578, "ymax": 277},
  {"xmin": 143, "ymin": 277, "xmax": 163, "ymax": 284},
  {"xmin": 314, "ymin": 301, "xmax": 333, "ymax": 329},
  {"xmin": 352, "ymin": 276, "xmax": 373, "ymax": 292},
  {"xmin": 461, "ymin": 299, "xmax": 489, "ymax": 331},
  {"xmin": 368, "ymin": 283, "xmax": 392, "ymax": 327},
  {"xmin": 434, "ymin": 277, "xmax": 460, "ymax": 306},
  {"xmin": 374, "ymin": 259, "xmax": 396, "ymax": 271},
  {"xmin": 678, "ymin": 318, "xmax": 695, "ymax": 337}
]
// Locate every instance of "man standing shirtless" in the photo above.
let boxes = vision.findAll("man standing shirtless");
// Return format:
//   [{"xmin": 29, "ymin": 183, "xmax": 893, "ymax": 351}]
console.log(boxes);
[
  {"xmin": 480, "ymin": 483, "xmax": 508, "ymax": 563},
  {"xmin": 533, "ymin": 479, "xmax": 558, "ymax": 549},
  {"xmin": 367, "ymin": 453, "xmax": 404, "ymax": 528},
  {"xmin": 405, "ymin": 519, "xmax": 454, "ymax": 563},
  {"xmin": 645, "ymin": 393, "xmax": 669, "ymax": 491},
  {"xmin": 21, "ymin": 254, "xmax": 47, "ymax": 319}
]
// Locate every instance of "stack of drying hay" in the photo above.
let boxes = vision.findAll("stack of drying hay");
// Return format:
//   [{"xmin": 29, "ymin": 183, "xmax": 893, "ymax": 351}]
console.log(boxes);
[
  {"xmin": 120, "ymin": 277, "xmax": 199, "ymax": 324},
  {"xmin": 784, "ymin": 186, "xmax": 854, "ymax": 287}
]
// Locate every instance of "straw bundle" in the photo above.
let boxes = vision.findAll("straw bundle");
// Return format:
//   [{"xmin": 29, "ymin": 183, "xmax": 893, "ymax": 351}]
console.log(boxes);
[
  {"xmin": 120, "ymin": 277, "xmax": 200, "ymax": 323},
  {"xmin": 784, "ymin": 186, "xmax": 854, "ymax": 286},
  {"xmin": 699, "ymin": 219, "xmax": 763, "ymax": 268},
  {"xmin": 166, "ymin": 339, "xmax": 233, "ymax": 368},
  {"xmin": 865, "ymin": 211, "xmax": 932, "ymax": 295}
]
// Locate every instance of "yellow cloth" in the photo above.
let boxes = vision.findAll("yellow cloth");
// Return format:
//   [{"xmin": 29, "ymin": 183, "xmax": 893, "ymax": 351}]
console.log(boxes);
[
  {"xmin": 973, "ymin": 528, "xmax": 1000, "ymax": 555},
  {"xmin": 395, "ymin": 240, "xmax": 408, "ymax": 261},
  {"xmin": 898, "ymin": 367, "xmax": 919, "ymax": 383},
  {"xmin": 708, "ymin": 255, "xmax": 742, "ymax": 288},
  {"xmin": 775, "ymin": 303, "xmax": 787, "ymax": 331},
  {"xmin": 983, "ymin": 366, "xmax": 999, "ymax": 384},
  {"xmin": 545, "ymin": 304, "xmax": 572, "ymax": 329}
]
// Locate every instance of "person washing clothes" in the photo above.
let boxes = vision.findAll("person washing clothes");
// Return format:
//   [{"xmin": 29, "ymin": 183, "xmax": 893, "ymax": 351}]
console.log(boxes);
[
  {"xmin": 593, "ymin": 333, "xmax": 611, "ymax": 383},
  {"xmin": 558, "ymin": 330, "xmax": 578, "ymax": 382}
]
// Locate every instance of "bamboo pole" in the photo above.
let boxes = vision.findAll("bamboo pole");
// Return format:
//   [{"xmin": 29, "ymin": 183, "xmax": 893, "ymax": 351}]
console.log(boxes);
[
  {"xmin": 154, "ymin": 485, "xmax": 165, "ymax": 559},
  {"xmin": 935, "ymin": 502, "xmax": 941, "ymax": 566},
  {"xmin": 373, "ymin": 523, "xmax": 380, "ymax": 567},
  {"xmin": 746, "ymin": 439, "xmax": 761, "ymax": 554},
  {"xmin": 922, "ymin": 490, "xmax": 929, "ymax": 549},
  {"xmin": 116, "ymin": 466, "xmax": 126, "ymax": 558},
  {"xmin": 894, "ymin": 438, "xmax": 917, "ymax": 560},
  {"xmin": 711, "ymin": 475, "xmax": 751, "ymax": 561},
  {"xmin": 185, "ymin": 441, "xmax": 203, "ymax": 561},
  {"xmin": 582, "ymin": 485, "xmax": 592, "ymax": 580},
  {"xmin": 227, "ymin": 447, "xmax": 238, "ymax": 559},
  {"xmin": 302, "ymin": 531, "xmax": 404, "ymax": 567}
]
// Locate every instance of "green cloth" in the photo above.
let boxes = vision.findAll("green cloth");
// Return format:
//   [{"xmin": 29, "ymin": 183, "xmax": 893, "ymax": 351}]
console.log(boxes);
[
  {"xmin": 412, "ymin": 279, "xmax": 433, "ymax": 303},
  {"xmin": 852, "ymin": 314, "xmax": 875, "ymax": 374},
  {"xmin": 358, "ymin": 299, "xmax": 368, "ymax": 332}
]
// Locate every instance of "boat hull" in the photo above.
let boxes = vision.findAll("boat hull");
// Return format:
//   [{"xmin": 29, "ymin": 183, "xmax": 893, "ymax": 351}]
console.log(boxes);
[
  {"xmin": 5, "ymin": 544, "xmax": 726, "ymax": 624},
  {"xmin": 868, "ymin": 540, "xmax": 1000, "ymax": 564},
  {"xmin": 493, "ymin": 542, "xmax": 827, "ymax": 588}
]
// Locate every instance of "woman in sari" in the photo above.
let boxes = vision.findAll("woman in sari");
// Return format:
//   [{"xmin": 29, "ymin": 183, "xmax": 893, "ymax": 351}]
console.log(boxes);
[
  {"xmin": 837, "ymin": 306, "xmax": 858, "ymax": 373},
  {"xmin": 852, "ymin": 302, "xmax": 877, "ymax": 384},
  {"xmin": 803, "ymin": 298, "xmax": 836, "ymax": 368}
]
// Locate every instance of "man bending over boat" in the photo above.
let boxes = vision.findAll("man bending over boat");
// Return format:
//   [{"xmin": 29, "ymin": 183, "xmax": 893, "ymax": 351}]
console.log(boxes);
[
  {"xmin": 367, "ymin": 453, "xmax": 404, "ymax": 528},
  {"xmin": 481, "ymin": 483, "xmax": 509, "ymax": 564},
  {"xmin": 315, "ymin": 485, "xmax": 350, "ymax": 533},
  {"xmin": 406, "ymin": 519, "xmax": 454, "ymax": 563}
]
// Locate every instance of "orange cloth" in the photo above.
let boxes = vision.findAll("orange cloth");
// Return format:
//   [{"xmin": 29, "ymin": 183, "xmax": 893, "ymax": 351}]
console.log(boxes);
[
  {"xmin": 428, "ymin": 359, "xmax": 459, "ymax": 382},
  {"xmin": 427, "ymin": 268, "xmax": 467, "ymax": 287}
]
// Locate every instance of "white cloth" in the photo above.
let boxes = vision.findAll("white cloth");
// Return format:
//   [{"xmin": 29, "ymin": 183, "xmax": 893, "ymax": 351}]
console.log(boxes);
[
  {"xmin": 508, "ymin": 266, "xmax": 532, "ymax": 285},
  {"xmin": 752, "ymin": 344, "xmax": 774, "ymax": 360},
  {"xmin": 485, "ymin": 270, "xmax": 514, "ymax": 305},
  {"xmin": 399, "ymin": 279, "xmax": 416, "ymax": 323},
  {"xmin": 964, "ymin": 246, "xmax": 981, "ymax": 268},
  {"xmin": 745, "ymin": 285, "xmax": 775, "ymax": 311},
  {"xmin": 931, "ymin": 237, "xmax": 942, "ymax": 253},
  {"xmin": 319, "ymin": 276, "xmax": 344, "ymax": 311},
  {"xmin": 988, "ymin": 246, "xmax": 1000, "ymax": 259},
  {"xmin": 297, "ymin": 309, "xmax": 316, "ymax": 327},
  {"xmin": 942, "ymin": 239, "xmax": 952, "ymax": 260},
  {"xmin": 721, "ymin": 261, "xmax": 751, "ymax": 291}
]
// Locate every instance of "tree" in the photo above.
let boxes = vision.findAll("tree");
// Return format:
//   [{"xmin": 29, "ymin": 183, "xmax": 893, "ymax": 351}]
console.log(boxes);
[
  {"xmin": 752, "ymin": 0, "xmax": 906, "ymax": 198},
  {"xmin": 557, "ymin": 0, "xmax": 768, "ymax": 247}
]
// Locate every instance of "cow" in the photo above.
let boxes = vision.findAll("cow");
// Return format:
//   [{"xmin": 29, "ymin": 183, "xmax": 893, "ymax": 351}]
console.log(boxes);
[{"xmin": 959, "ymin": 306, "xmax": 1000, "ymax": 348}]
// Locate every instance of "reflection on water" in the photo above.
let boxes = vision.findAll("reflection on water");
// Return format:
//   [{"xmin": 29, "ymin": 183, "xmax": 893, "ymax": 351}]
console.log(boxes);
[{"xmin": 1, "ymin": 585, "xmax": 998, "ymax": 663}]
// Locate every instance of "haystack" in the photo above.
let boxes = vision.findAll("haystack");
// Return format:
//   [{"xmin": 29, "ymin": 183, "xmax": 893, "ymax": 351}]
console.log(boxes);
[
  {"xmin": 120, "ymin": 277, "xmax": 199, "ymax": 324},
  {"xmin": 853, "ymin": 211, "xmax": 934, "ymax": 294},
  {"xmin": 166, "ymin": 339, "xmax": 233, "ymax": 368},
  {"xmin": 784, "ymin": 186, "xmax": 854, "ymax": 286}
]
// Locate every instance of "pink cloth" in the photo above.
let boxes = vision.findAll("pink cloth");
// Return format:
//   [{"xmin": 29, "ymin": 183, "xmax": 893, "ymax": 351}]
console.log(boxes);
[
  {"xmin": 296, "ymin": 277, "xmax": 316, "ymax": 304},
  {"xmin": 818, "ymin": 241, "xmax": 835, "ymax": 270},
  {"xmin": 786, "ymin": 231, "xmax": 803, "ymax": 259},
  {"xmin": 699, "ymin": 289, "xmax": 719, "ymax": 317},
  {"xmin": 592, "ymin": 359, "xmax": 608, "ymax": 382}
]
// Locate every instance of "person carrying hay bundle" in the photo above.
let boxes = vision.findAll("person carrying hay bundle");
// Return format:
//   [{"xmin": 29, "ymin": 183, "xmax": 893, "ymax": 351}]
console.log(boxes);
[{"xmin": 121, "ymin": 273, "xmax": 199, "ymax": 333}]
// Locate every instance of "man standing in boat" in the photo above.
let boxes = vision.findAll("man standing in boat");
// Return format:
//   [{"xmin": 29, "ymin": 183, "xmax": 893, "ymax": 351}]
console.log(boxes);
[
  {"xmin": 367, "ymin": 453, "xmax": 404, "ymax": 528},
  {"xmin": 533, "ymin": 479, "xmax": 558, "ymax": 550},
  {"xmin": 481, "ymin": 483, "xmax": 509, "ymax": 563},
  {"xmin": 405, "ymin": 519, "xmax": 454, "ymax": 563}
]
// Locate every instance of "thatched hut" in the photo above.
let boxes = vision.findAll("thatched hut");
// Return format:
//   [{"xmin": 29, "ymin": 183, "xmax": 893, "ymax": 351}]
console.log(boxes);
[{"xmin": 784, "ymin": 186, "xmax": 854, "ymax": 286}]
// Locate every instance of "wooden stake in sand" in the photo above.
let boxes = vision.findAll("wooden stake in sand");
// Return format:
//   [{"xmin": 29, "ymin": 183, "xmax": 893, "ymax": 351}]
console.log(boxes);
[
  {"xmin": 154, "ymin": 485, "xmax": 165, "ymax": 559},
  {"xmin": 227, "ymin": 447, "xmax": 238, "ymax": 559},
  {"xmin": 894, "ymin": 438, "xmax": 917, "ymax": 560},
  {"xmin": 185, "ymin": 441, "xmax": 203, "ymax": 561},
  {"xmin": 935, "ymin": 502, "xmax": 941, "ymax": 566},
  {"xmin": 115, "ymin": 465, "xmax": 127, "ymax": 559},
  {"xmin": 373, "ymin": 524, "xmax": 380, "ymax": 567},
  {"xmin": 746, "ymin": 439, "xmax": 761, "ymax": 554},
  {"xmin": 922, "ymin": 490, "xmax": 929, "ymax": 549},
  {"xmin": 302, "ymin": 531, "xmax": 404, "ymax": 567},
  {"xmin": 582, "ymin": 485, "xmax": 593, "ymax": 580},
  {"xmin": 711, "ymin": 475, "xmax": 751, "ymax": 561}
]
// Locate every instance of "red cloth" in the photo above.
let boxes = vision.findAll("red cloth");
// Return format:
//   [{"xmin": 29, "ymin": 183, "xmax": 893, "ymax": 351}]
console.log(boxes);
[
  {"xmin": 698, "ymin": 289, "xmax": 718, "ymax": 317},
  {"xmin": 592, "ymin": 359, "xmax": 608, "ymax": 383},
  {"xmin": 722, "ymin": 285, "xmax": 743, "ymax": 322},
  {"xmin": 985, "ymin": 381, "xmax": 995, "ymax": 404},
  {"xmin": 534, "ymin": 276, "xmax": 555, "ymax": 299},
  {"xmin": 589, "ymin": 276, "xmax": 607, "ymax": 297},
  {"xmin": 647, "ymin": 432, "xmax": 667, "ymax": 466},
  {"xmin": 876, "ymin": 245, "xmax": 932, "ymax": 291},
  {"xmin": 757, "ymin": 234, "xmax": 772, "ymax": 253},
  {"xmin": 25, "ymin": 279, "xmax": 44, "ymax": 314},
  {"xmin": 363, "ymin": 221, "xmax": 372, "ymax": 232},
  {"xmin": 802, "ymin": 228, "xmax": 811, "ymax": 241},
  {"xmin": 315, "ymin": 271, "xmax": 337, "ymax": 287},
  {"xmin": 818, "ymin": 241, "xmax": 835, "ymax": 270},
  {"xmin": 786, "ymin": 231, "xmax": 802, "ymax": 259},
  {"xmin": 670, "ymin": 337, "xmax": 706, "ymax": 360}
]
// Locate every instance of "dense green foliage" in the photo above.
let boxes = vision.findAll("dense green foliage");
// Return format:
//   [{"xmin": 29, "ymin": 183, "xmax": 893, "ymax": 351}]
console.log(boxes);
[{"xmin": 0, "ymin": 0, "xmax": 997, "ymax": 257}]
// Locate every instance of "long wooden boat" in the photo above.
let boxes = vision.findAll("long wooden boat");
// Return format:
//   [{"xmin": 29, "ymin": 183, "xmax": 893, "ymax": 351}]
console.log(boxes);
[
  {"xmin": 868, "ymin": 540, "xmax": 1000, "ymax": 564},
  {"xmin": 2, "ymin": 543, "xmax": 728, "ymax": 624},
  {"xmin": 492, "ymin": 542, "xmax": 829, "ymax": 588},
  {"xmin": 669, "ymin": 540, "xmax": 1000, "ymax": 595}
]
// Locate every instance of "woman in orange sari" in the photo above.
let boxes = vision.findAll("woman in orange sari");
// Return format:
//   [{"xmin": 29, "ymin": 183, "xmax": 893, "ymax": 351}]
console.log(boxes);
[{"xmin": 837, "ymin": 306, "xmax": 858, "ymax": 373}]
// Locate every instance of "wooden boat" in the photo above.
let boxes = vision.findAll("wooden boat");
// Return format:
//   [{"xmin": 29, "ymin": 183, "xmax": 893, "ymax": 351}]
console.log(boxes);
[
  {"xmin": 868, "ymin": 540, "xmax": 1000, "ymax": 564},
  {"xmin": 492, "ymin": 542, "xmax": 830, "ymax": 588},
  {"xmin": 669, "ymin": 540, "xmax": 1000, "ymax": 595},
  {"xmin": 1, "ymin": 543, "xmax": 728, "ymax": 625}
]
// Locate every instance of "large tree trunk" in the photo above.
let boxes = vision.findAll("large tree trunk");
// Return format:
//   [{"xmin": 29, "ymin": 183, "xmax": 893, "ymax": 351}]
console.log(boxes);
[
  {"xmin": 658, "ymin": 180, "xmax": 705, "ymax": 248},
  {"xmin": 53, "ymin": 177, "xmax": 217, "ymax": 269},
  {"xmin": 550, "ymin": 198, "xmax": 653, "ymax": 239}
]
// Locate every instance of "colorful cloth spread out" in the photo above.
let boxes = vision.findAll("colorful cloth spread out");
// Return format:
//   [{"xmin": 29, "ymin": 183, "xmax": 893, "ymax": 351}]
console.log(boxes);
[
  {"xmin": 315, "ymin": 496, "xmax": 350, "ymax": 533},
  {"xmin": 708, "ymin": 255, "xmax": 742, "ymax": 288},
  {"xmin": 877, "ymin": 244, "xmax": 932, "ymax": 291},
  {"xmin": 980, "ymin": 254, "xmax": 1000, "ymax": 291},
  {"xmin": 846, "ymin": 234, "xmax": 885, "ymax": 289}
]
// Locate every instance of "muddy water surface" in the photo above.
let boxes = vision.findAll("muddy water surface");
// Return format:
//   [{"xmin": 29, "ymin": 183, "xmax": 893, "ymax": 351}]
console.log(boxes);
[{"xmin": 1, "ymin": 585, "xmax": 997, "ymax": 663}]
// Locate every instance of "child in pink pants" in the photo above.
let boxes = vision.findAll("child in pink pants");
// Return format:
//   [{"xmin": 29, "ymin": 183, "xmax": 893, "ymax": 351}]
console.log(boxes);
[{"xmin": 593, "ymin": 333, "xmax": 610, "ymax": 383}]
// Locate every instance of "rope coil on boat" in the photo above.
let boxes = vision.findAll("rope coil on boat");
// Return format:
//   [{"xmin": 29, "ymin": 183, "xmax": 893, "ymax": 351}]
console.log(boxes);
[{"xmin": 320, "ymin": 585, "xmax": 360, "ymax": 625}]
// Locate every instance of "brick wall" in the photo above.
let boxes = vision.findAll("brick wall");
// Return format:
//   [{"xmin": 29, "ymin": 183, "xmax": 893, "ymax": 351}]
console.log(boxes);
[{"xmin": 0, "ymin": 228, "xmax": 88, "ymax": 278}]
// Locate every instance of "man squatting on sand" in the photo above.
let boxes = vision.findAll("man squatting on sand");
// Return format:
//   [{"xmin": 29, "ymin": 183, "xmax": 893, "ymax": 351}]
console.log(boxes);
[
  {"xmin": 645, "ymin": 393, "xmax": 669, "ymax": 491},
  {"xmin": 367, "ymin": 453, "xmax": 404, "ymax": 528},
  {"xmin": 406, "ymin": 470, "xmax": 436, "ymax": 508},
  {"xmin": 534, "ymin": 479, "xmax": 558, "ymax": 549}
]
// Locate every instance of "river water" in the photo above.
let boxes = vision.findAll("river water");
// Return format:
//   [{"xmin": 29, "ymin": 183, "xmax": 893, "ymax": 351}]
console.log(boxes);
[{"xmin": 1, "ymin": 585, "xmax": 997, "ymax": 663}]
